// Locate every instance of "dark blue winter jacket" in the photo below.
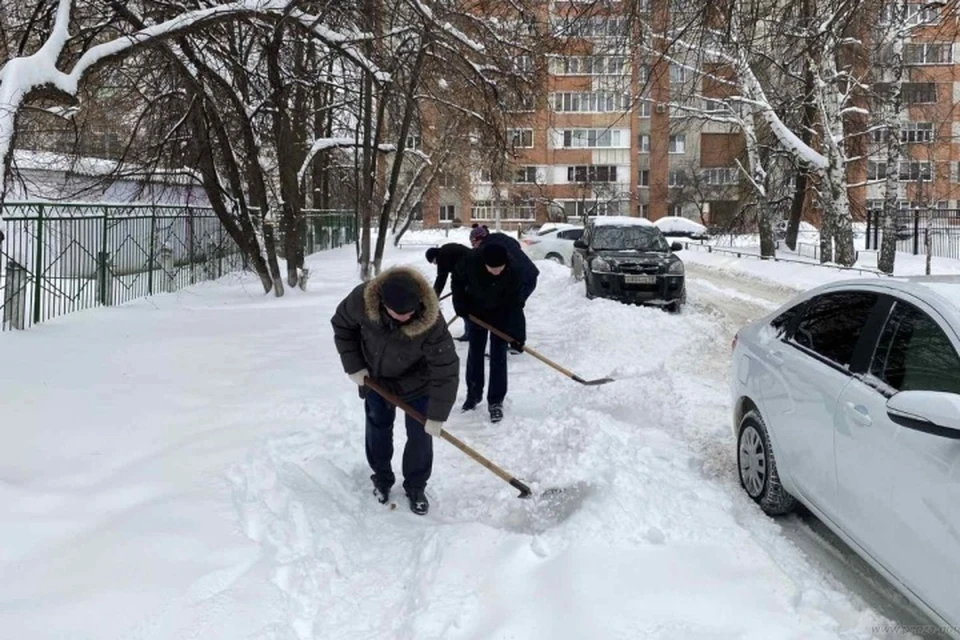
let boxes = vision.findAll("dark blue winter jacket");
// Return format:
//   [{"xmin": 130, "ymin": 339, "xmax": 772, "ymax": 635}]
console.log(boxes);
[{"xmin": 480, "ymin": 233, "xmax": 539, "ymax": 302}]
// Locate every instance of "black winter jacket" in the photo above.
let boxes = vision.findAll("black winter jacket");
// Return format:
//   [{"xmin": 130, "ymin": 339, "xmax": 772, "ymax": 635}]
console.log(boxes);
[
  {"xmin": 480, "ymin": 232, "xmax": 539, "ymax": 300},
  {"xmin": 431, "ymin": 242, "xmax": 472, "ymax": 296},
  {"xmin": 451, "ymin": 252, "xmax": 526, "ymax": 344},
  {"xmin": 331, "ymin": 266, "xmax": 459, "ymax": 421}
]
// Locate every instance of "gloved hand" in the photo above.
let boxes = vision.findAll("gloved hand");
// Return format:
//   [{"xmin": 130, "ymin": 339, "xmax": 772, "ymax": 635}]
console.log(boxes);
[
  {"xmin": 423, "ymin": 419, "xmax": 444, "ymax": 437},
  {"xmin": 348, "ymin": 368, "xmax": 369, "ymax": 387},
  {"xmin": 510, "ymin": 341, "xmax": 524, "ymax": 353}
]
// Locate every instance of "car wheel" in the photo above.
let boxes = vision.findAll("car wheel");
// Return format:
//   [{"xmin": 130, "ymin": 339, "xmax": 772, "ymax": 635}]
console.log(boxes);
[
  {"xmin": 546, "ymin": 252, "xmax": 565, "ymax": 265},
  {"xmin": 737, "ymin": 409, "xmax": 798, "ymax": 516}
]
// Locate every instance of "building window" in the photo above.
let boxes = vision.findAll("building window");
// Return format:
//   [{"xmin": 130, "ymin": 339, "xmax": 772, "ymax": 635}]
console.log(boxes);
[
  {"xmin": 638, "ymin": 170, "xmax": 650, "ymax": 187},
  {"xmin": 669, "ymin": 204, "xmax": 683, "ymax": 217},
  {"xmin": 508, "ymin": 128, "xmax": 534, "ymax": 148},
  {"xmin": 703, "ymin": 98, "xmax": 724, "ymax": 112},
  {"xmin": 514, "ymin": 166, "xmax": 539, "ymax": 183},
  {"xmin": 553, "ymin": 16, "xmax": 628, "ymax": 38},
  {"xmin": 868, "ymin": 161, "xmax": 888, "ymax": 181},
  {"xmin": 637, "ymin": 101, "xmax": 651, "ymax": 117},
  {"xmin": 638, "ymin": 134, "xmax": 650, "ymax": 152},
  {"xmin": 479, "ymin": 169, "xmax": 493, "ymax": 183},
  {"xmin": 669, "ymin": 134, "xmax": 686, "ymax": 154},
  {"xmin": 567, "ymin": 165, "xmax": 619, "ymax": 183},
  {"xmin": 552, "ymin": 91, "xmax": 632, "ymax": 113},
  {"xmin": 670, "ymin": 63, "xmax": 687, "ymax": 84},
  {"xmin": 904, "ymin": 43, "xmax": 952, "ymax": 65},
  {"xmin": 439, "ymin": 204, "xmax": 456, "ymax": 221},
  {"xmin": 903, "ymin": 83, "xmax": 937, "ymax": 104},
  {"xmin": 882, "ymin": 2, "xmax": 940, "ymax": 25},
  {"xmin": 899, "ymin": 161, "xmax": 932, "ymax": 182},
  {"xmin": 639, "ymin": 203, "xmax": 650, "ymax": 218},
  {"xmin": 471, "ymin": 200, "xmax": 536, "ymax": 221},
  {"xmin": 550, "ymin": 55, "xmax": 628, "ymax": 75},
  {"xmin": 405, "ymin": 134, "xmax": 421, "ymax": 150},
  {"xmin": 513, "ymin": 55, "xmax": 535, "ymax": 73},
  {"xmin": 560, "ymin": 200, "xmax": 624, "ymax": 218},
  {"xmin": 700, "ymin": 167, "xmax": 738, "ymax": 185},
  {"xmin": 505, "ymin": 94, "xmax": 536, "ymax": 112},
  {"xmin": 902, "ymin": 122, "xmax": 934, "ymax": 143},
  {"xmin": 560, "ymin": 128, "xmax": 627, "ymax": 148},
  {"xmin": 668, "ymin": 170, "xmax": 686, "ymax": 187}
]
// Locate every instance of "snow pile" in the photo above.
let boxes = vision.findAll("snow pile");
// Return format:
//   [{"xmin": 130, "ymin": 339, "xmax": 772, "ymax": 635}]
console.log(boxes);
[{"xmin": 0, "ymin": 244, "xmax": 922, "ymax": 638}]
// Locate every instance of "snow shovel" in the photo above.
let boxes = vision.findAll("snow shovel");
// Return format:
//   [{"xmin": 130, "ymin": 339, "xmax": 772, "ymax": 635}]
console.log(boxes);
[
  {"xmin": 467, "ymin": 316, "xmax": 615, "ymax": 386},
  {"xmin": 363, "ymin": 378, "xmax": 532, "ymax": 498}
]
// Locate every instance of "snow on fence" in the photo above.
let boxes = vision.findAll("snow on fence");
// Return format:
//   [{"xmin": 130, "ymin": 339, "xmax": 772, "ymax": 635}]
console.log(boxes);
[{"xmin": 1, "ymin": 202, "xmax": 356, "ymax": 331}]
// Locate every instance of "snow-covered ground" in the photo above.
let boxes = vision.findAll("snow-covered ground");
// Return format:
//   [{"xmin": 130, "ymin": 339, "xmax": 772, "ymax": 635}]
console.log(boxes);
[{"xmin": 0, "ymin": 231, "xmax": 943, "ymax": 639}]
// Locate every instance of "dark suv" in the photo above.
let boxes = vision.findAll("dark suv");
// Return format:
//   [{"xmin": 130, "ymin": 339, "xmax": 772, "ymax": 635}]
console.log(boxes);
[{"xmin": 571, "ymin": 217, "xmax": 686, "ymax": 312}]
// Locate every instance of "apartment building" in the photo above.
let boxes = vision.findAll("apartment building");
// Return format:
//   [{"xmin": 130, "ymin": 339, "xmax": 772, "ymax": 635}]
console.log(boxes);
[
  {"xmin": 864, "ymin": 5, "xmax": 960, "ymax": 220},
  {"xmin": 422, "ymin": 1, "xmax": 960, "ymax": 231}
]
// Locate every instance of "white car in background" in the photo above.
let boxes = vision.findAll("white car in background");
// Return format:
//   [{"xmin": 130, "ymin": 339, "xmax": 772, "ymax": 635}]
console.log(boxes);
[
  {"xmin": 731, "ymin": 276, "xmax": 960, "ymax": 638},
  {"xmin": 653, "ymin": 216, "xmax": 710, "ymax": 241},
  {"xmin": 521, "ymin": 224, "xmax": 584, "ymax": 266}
]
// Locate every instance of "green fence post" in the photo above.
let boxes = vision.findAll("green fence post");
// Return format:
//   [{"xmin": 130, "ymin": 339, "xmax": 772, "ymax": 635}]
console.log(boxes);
[
  {"xmin": 100, "ymin": 207, "xmax": 110, "ymax": 305},
  {"xmin": 32, "ymin": 205, "xmax": 44, "ymax": 324},
  {"xmin": 189, "ymin": 207, "xmax": 196, "ymax": 285},
  {"xmin": 148, "ymin": 206, "xmax": 157, "ymax": 295}
]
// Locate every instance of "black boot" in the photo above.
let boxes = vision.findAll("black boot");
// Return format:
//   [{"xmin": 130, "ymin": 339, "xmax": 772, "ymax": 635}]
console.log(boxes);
[
  {"xmin": 489, "ymin": 403, "xmax": 503, "ymax": 423},
  {"xmin": 405, "ymin": 488, "xmax": 429, "ymax": 515},
  {"xmin": 371, "ymin": 474, "xmax": 391, "ymax": 504},
  {"xmin": 461, "ymin": 396, "xmax": 479, "ymax": 412}
]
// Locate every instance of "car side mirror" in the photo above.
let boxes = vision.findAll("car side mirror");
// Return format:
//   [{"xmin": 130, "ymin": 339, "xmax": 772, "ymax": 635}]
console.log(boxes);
[
  {"xmin": 886, "ymin": 390, "xmax": 960, "ymax": 439},
  {"xmin": 671, "ymin": 242, "xmax": 683, "ymax": 252},
  {"xmin": 573, "ymin": 240, "xmax": 587, "ymax": 250}
]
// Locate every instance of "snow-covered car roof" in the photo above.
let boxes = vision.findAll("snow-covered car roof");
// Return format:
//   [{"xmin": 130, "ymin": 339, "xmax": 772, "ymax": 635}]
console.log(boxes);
[
  {"xmin": 534, "ymin": 222, "xmax": 581, "ymax": 235},
  {"xmin": 653, "ymin": 216, "xmax": 707, "ymax": 234},
  {"xmin": 588, "ymin": 216, "xmax": 655, "ymax": 228}
]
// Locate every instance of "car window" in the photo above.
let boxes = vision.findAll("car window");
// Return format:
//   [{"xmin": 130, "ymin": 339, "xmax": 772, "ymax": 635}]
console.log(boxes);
[
  {"xmin": 790, "ymin": 291, "xmax": 879, "ymax": 367},
  {"xmin": 592, "ymin": 226, "xmax": 668, "ymax": 251},
  {"xmin": 558, "ymin": 229, "xmax": 584, "ymax": 240},
  {"xmin": 870, "ymin": 301, "xmax": 960, "ymax": 394},
  {"xmin": 770, "ymin": 302, "xmax": 806, "ymax": 339}
]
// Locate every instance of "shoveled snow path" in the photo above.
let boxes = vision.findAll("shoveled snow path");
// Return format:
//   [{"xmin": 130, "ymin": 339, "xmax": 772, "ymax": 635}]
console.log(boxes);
[{"xmin": 223, "ymin": 254, "xmax": 907, "ymax": 639}]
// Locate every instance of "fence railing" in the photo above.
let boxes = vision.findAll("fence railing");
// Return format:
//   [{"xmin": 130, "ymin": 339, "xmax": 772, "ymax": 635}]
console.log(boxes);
[
  {"xmin": 1, "ymin": 202, "xmax": 356, "ymax": 331},
  {"xmin": 864, "ymin": 209, "xmax": 960, "ymax": 260}
]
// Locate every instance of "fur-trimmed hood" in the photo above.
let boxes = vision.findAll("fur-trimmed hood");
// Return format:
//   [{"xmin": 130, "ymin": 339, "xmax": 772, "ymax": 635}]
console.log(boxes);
[{"xmin": 363, "ymin": 266, "xmax": 439, "ymax": 338}]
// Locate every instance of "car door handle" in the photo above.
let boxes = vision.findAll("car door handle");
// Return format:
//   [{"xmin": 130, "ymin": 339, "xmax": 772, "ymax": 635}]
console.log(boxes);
[
  {"xmin": 768, "ymin": 350, "xmax": 784, "ymax": 366},
  {"xmin": 844, "ymin": 402, "xmax": 873, "ymax": 427}
]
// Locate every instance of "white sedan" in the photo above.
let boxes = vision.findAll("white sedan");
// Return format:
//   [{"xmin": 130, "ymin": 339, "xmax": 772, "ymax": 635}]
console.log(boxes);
[
  {"xmin": 731, "ymin": 276, "xmax": 960, "ymax": 638},
  {"xmin": 521, "ymin": 224, "xmax": 584, "ymax": 266}
]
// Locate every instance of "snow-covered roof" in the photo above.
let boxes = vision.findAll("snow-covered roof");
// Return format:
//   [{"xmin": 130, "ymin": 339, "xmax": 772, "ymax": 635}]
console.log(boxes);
[
  {"xmin": 589, "ymin": 215, "xmax": 654, "ymax": 228},
  {"xmin": 653, "ymin": 216, "xmax": 707, "ymax": 234}
]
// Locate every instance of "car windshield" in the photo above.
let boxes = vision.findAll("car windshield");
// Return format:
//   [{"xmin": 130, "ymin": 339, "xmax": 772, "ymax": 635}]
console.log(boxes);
[{"xmin": 592, "ymin": 226, "xmax": 668, "ymax": 251}]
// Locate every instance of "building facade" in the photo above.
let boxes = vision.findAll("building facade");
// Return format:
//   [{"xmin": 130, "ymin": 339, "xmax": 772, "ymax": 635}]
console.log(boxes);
[{"xmin": 421, "ymin": 1, "xmax": 960, "ymax": 231}]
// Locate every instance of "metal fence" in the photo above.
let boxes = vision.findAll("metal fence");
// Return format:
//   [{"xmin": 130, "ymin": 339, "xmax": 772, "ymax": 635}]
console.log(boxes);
[
  {"xmin": 1, "ymin": 202, "xmax": 356, "ymax": 331},
  {"xmin": 865, "ymin": 209, "xmax": 960, "ymax": 259}
]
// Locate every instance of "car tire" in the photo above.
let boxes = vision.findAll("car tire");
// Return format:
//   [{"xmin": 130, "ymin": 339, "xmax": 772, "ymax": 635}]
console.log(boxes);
[
  {"xmin": 546, "ymin": 252, "xmax": 565, "ymax": 265},
  {"xmin": 737, "ymin": 409, "xmax": 798, "ymax": 516}
]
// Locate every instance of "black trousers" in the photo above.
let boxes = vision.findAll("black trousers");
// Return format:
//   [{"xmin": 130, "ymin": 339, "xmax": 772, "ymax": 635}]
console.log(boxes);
[
  {"xmin": 364, "ymin": 390, "xmax": 432, "ymax": 490},
  {"xmin": 466, "ymin": 324, "xmax": 508, "ymax": 405}
]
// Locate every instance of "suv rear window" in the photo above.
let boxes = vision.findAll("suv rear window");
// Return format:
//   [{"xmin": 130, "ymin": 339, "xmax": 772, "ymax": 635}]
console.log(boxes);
[{"xmin": 790, "ymin": 291, "xmax": 879, "ymax": 367}]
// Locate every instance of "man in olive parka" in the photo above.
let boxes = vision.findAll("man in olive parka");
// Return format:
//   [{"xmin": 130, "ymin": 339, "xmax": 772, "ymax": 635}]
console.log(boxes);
[{"xmin": 331, "ymin": 266, "xmax": 459, "ymax": 515}]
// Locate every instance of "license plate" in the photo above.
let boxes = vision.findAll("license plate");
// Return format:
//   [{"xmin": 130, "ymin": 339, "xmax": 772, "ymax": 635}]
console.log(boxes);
[{"xmin": 624, "ymin": 274, "xmax": 656, "ymax": 284}]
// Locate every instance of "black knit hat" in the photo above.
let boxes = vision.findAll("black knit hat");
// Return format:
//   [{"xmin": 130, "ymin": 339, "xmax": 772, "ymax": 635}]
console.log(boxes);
[
  {"xmin": 381, "ymin": 273, "xmax": 420, "ymax": 313},
  {"xmin": 482, "ymin": 243, "xmax": 508, "ymax": 268},
  {"xmin": 425, "ymin": 247, "xmax": 439, "ymax": 263}
]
